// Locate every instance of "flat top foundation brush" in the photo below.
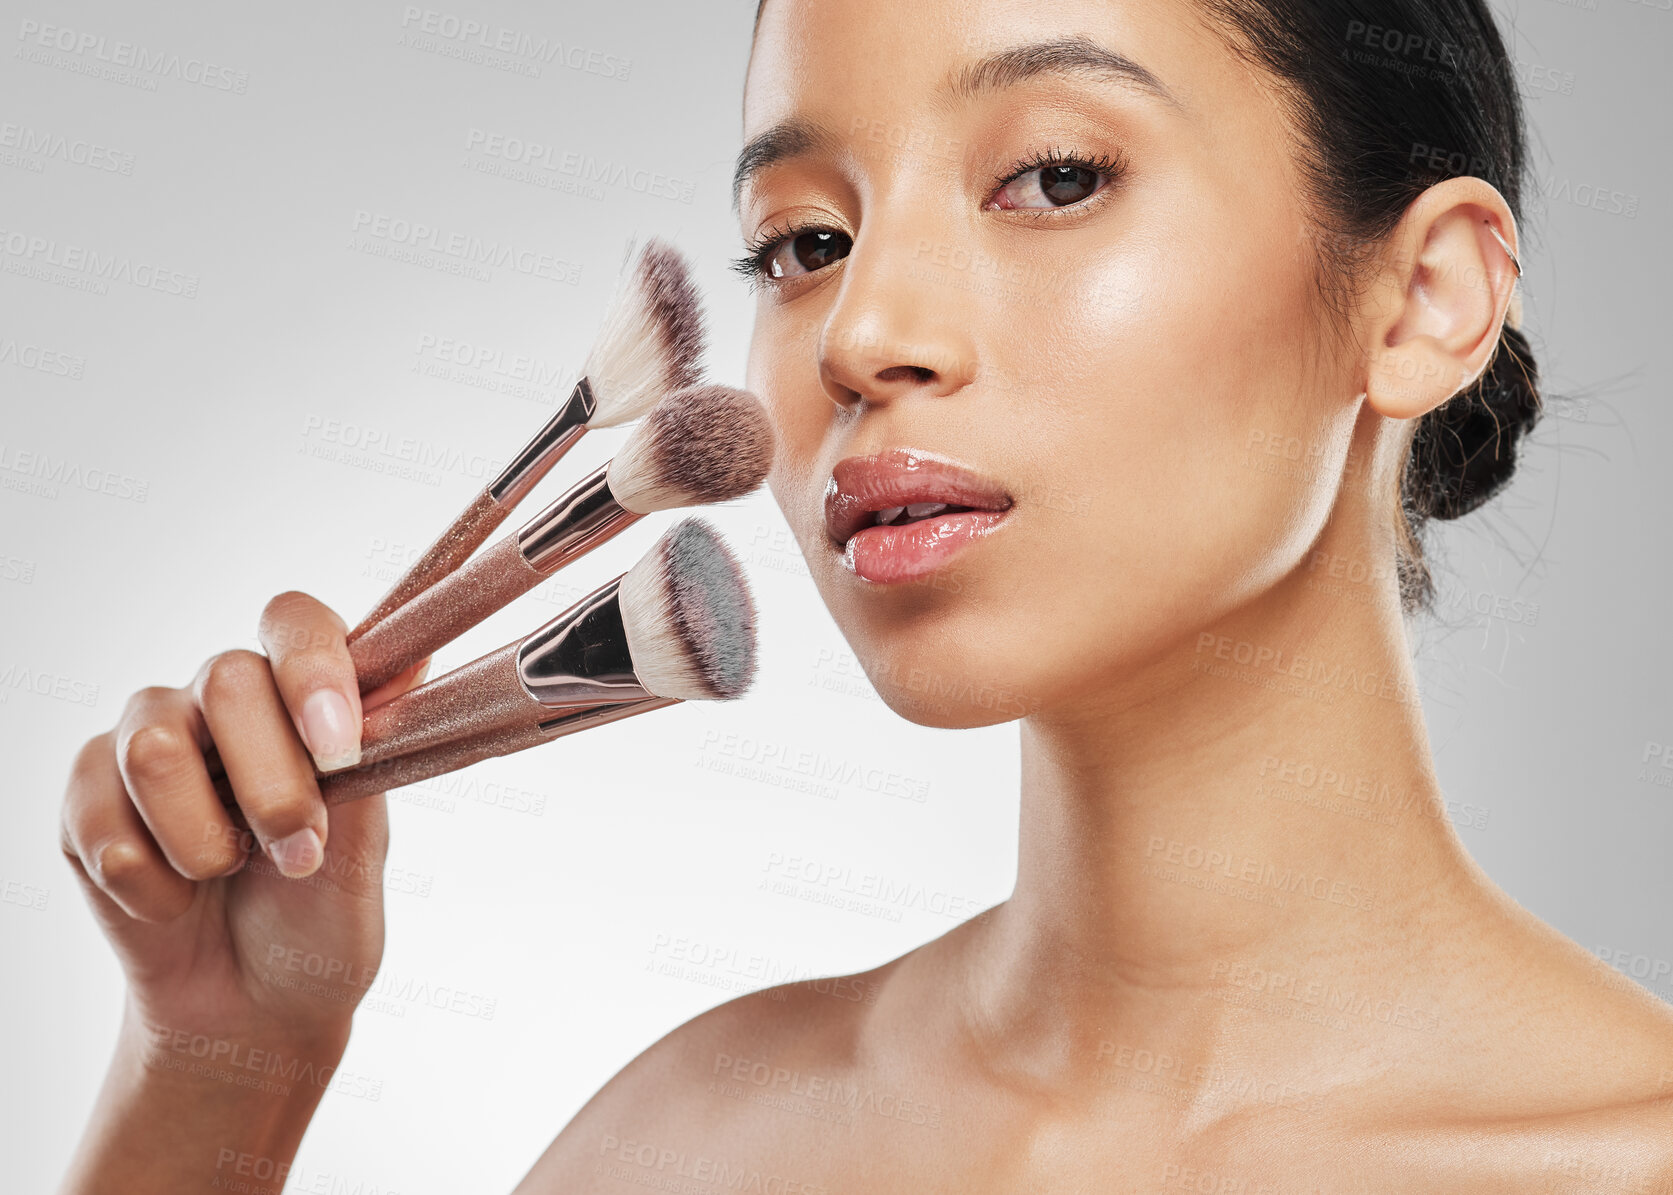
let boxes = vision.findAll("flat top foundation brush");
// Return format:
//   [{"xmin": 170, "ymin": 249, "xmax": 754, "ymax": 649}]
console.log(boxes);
[
  {"xmin": 348, "ymin": 237, "xmax": 706, "ymax": 638},
  {"xmin": 211, "ymin": 518, "xmax": 756, "ymax": 822},
  {"xmin": 349, "ymin": 384, "xmax": 774, "ymax": 694},
  {"xmin": 339, "ymin": 515, "xmax": 758, "ymax": 773}
]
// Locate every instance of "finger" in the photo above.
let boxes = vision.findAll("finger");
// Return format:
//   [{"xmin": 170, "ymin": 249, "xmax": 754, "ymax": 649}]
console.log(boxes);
[
  {"xmin": 114, "ymin": 687, "xmax": 247, "ymax": 881},
  {"xmin": 194, "ymin": 649, "xmax": 327, "ymax": 879},
  {"xmin": 258, "ymin": 590, "xmax": 363, "ymax": 773},
  {"xmin": 362, "ymin": 655, "xmax": 432, "ymax": 712},
  {"xmin": 61, "ymin": 732, "xmax": 197, "ymax": 923}
]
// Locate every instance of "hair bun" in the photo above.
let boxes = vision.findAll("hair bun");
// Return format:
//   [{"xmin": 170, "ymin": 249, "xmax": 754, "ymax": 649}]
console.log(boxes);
[{"xmin": 1405, "ymin": 324, "xmax": 1542, "ymax": 523}]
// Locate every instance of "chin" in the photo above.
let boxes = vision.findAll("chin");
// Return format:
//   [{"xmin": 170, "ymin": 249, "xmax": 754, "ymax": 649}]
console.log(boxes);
[
  {"xmin": 826, "ymin": 591, "xmax": 1055, "ymax": 730},
  {"xmin": 870, "ymin": 659, "xmax": 1041, "ymax": 729}
]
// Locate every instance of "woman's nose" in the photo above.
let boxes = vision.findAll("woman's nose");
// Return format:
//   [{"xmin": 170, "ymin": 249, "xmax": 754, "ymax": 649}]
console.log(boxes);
[{"xmin": 816, "ymin": 230, "xmax": 979, "ymax": 410}]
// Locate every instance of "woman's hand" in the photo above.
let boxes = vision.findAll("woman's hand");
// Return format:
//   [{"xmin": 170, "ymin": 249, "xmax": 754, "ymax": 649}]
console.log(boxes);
[{"xmin": 56, "ymin": 591, "xmax": 428, "ymax": 1193}]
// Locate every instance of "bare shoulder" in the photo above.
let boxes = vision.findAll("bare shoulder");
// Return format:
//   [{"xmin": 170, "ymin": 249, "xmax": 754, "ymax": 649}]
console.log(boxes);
[
  {"xmin": 1356, "ymin": 895, "xmax": 1673, "ymax": 1189},
  {"xmin": 510, "ymin": 957, "xmax": 905, "ymax": 1194},
  {"xmin": 1493, "ymin": 894, "xmax": 1673, "ymax": 1101},
  {"xmin": 1342, "ymin": 1090, "xmax": 1673, "ymax": 1193},
  {"xmin": 1506, "ymin": 944, "xmax": 1673, "ymax": 1188}
]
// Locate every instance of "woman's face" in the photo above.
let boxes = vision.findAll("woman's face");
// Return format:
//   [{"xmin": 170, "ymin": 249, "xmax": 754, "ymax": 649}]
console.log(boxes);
[{"xmin": 739, "ymin": 0, "xmax": 1367, "ymax": 728}]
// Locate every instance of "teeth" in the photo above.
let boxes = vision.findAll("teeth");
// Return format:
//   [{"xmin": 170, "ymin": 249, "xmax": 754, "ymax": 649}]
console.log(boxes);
[{"xmin": 870, "ymin": 501, "xmax": 958, "ymax": 528}]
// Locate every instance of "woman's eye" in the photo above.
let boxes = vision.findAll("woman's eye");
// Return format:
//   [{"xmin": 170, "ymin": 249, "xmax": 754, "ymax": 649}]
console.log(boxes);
[
  {"xmin": 991, "ymin": 164, "xmax": 1107, "ymax": 211},
  {"xmin": 763, "ymin": 229, "xmax": 852, "ymax": 279}
]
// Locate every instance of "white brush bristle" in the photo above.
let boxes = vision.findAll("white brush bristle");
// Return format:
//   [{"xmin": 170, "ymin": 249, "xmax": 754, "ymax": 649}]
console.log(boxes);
[
  {"xmin": 618, "ymin": 517, "xmax": 757, "ymax": 702},
  {"xmin": 583, "ymin": 239, "xmax": 706, "ymax": 428}
]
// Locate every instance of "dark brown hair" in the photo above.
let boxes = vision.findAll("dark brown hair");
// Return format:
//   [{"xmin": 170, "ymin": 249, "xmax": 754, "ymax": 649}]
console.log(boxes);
[{"xmin": 1196, "ymin": 0, "xmax": 1541, "ymax": 613}]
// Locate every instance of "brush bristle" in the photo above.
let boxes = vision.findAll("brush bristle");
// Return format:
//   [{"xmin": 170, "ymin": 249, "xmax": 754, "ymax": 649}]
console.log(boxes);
[
  {"xmin": 583, "ymin": 239, "xmax": 706, "ymax": 427},
  {"xmin": 618, "ymin": 517, "xmax": 757, "ymax": 701},
  {"xmin": 605, "ymin": 385, "xmax": 775, "ymax": 514}
]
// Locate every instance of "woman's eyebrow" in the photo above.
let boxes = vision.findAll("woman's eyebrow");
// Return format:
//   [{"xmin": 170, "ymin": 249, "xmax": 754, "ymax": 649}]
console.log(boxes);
[
  {"xmin": 948, "ymin": 36, "xmax": 1181, "ymax": 108},
  {"xmin": 733, "ymin": 116, "xmax": 840, "ymax": 209},
  {"xmin": 733, "ymin": 37, "xmax": 1179, "ymax": 208}
]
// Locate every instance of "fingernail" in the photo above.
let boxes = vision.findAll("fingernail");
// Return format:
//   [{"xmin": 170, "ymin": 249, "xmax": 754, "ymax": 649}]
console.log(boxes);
[
  {"xmin": 268, "ymin": 827, "xmax": 322, "ymax": 879},
  {"xmin": 301, "ymin": 689, "xmax": 360, "ymax": 772},
  {"xmin": 222, "ymin": 849, "xmax": 247, "ymax": 877}
]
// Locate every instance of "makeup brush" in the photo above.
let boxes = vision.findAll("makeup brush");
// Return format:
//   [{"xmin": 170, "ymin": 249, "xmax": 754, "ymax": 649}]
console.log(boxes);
[
  {"xmin": 208, "ymin": 519, "xmax": 752, "ymax": 823},
  {"xmin": 335, "ymin": 516, "xmax": 756, "ymax": 774},
  {"xmin": 348, "ymin": 384, "xmax": 773, "ymax": 695},
  {"xmin": 211, "ymin": 699, "xmax": 672, "ymax": 820},
  {"xmin": 316, "ymin": 696, "xmax": 674, "ymax": 806},
  {"xmin": 347, "ymin": 238, "xmax": 705, "ymax": 639}
]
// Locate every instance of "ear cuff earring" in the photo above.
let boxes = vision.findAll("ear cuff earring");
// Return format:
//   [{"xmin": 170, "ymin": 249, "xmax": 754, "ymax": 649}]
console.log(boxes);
[
  {"xmin": 1484, "ymin": 220, "xmax": 1522, "ymax": 276},
  {"xmin": 1483, "ymin": 219, "xmax": 1524, "ymax": 331}
]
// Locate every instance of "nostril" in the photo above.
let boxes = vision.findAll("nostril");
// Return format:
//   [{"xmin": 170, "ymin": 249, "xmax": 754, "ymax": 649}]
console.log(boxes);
[{"xmin": 876, "ymin": 365, "xmax": 936, "ymax": 385}]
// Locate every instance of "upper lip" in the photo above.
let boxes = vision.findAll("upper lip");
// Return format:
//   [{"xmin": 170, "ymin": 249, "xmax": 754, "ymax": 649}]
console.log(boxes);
[{"xmin": 824, "ymin": 448, "xmax": 1014, "ymax": 546}]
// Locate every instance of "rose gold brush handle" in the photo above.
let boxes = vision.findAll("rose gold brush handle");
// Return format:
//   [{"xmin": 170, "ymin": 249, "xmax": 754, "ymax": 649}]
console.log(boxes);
[
  {"xmin": 203, "ymin": 643, "xmax": 531, "ymax": 804},
  {"xmin": 204, "ymin": 643, "xmax": 537, "ymax": 785},
  {"xmin": 350, "ymin": 641, "xmax": 537, "ymax": 771},
  {"xmin": 349, "ymin": 490, "xmax": 503, "ymax": 641},
  {"xmin": 350, "ymin": 537, "xmax": 544, "ymax": 696},
  {"xmin": 211, "ymin": 698, "xmax": 676, "ymax": 819},
  {"xmin": 348, "ymin": 466, "xmax": 642, "ymax": 696},
  {"xmin": 317, "ymin": 696, "xmax": 675, "ymax": 806},
  {"xmin": 347, "ymin": 379, "xmax": 595, "ymax": 640}
]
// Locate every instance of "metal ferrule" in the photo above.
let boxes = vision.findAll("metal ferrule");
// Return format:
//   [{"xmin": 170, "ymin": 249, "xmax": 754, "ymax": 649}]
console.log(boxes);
[
  {"xmin": 514, "ymin": 464, "xmax": 639, "ymax": 572},
  {"xmin": 535, "ymin": 695, "xmax": 677, "ymax": 735},
  {"xmin": 515, "ymin": 577, "xmax": 651, "ymax": 707},
  {"xmin": 488, "ymin": 377, "xmax": 595, "ymax": 503}
]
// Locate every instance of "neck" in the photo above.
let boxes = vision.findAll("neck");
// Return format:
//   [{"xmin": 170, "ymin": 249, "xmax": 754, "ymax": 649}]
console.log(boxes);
[{"xmin": 960, "ymin": 510, "xmax": 1497, "ymax": 1093}]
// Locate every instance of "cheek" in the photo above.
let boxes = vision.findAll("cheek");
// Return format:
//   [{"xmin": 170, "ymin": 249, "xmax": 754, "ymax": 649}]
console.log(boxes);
[
  {"xmin": 992, "ymin": 233, "xmax": 1352, "ymax": 641},
  {"xmin": 749, "ymin": 309, "xmax": 829, "ymax": 548}
]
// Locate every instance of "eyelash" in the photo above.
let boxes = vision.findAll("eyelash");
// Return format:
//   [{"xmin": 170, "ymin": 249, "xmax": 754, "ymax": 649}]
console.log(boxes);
[
  {"xmin": 989, "ymin": 146, "xmax": 1129, "ymax": 210},
  {"xmin": 730, "ymin": 145, "xmax": 1130, "ymax": 288},
  {"xmin": 729, "ymin": 219, "xmax": 809, "ymax": 287}
]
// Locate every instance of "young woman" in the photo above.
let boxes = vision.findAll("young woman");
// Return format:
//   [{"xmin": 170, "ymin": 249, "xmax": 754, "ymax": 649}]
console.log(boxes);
[{"xmin": 59, "ymin": 0, "xmax": 1673, "ymax": 1190}]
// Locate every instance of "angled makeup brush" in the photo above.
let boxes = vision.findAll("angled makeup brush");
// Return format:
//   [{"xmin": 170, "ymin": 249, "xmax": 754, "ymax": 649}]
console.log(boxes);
[
  {"xmin": 348, "ymin": 384, "xmax": 773, "ymax": 695},
  {"xmin": 333, "ymin": 516, "xmax": 757, "ymax": 776},
  {"xmin": 317, "ymin": 696, "xmax": 674, "ymax": 806},
  {"xmin": 348, "ymin": 238, "xmax": 705, "ymax": 639}
]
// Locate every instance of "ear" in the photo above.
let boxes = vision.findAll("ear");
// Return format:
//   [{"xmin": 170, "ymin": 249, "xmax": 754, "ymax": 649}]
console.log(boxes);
[{"xmin": 1361, "ymin": 177, "xmax": 1522, "ymax": 420}]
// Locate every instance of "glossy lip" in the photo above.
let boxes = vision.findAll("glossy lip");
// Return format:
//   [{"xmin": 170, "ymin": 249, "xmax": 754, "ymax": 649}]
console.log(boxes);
[{"xmin": 824, "ymin": 448, "xmax": 1014, "ymax": 584}]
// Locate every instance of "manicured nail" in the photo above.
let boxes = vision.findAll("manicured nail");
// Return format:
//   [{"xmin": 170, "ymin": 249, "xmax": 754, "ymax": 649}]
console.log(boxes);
[
  {"xmin": 300, "ymin": 689, "xmax": 360, "ymax": 772},
  {"xmin": 268, "ymin": 827, "xmax": 323, "ymax": 879}
]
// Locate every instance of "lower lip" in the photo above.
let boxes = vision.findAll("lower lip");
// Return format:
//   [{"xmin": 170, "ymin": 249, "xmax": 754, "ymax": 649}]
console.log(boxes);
[{"xmin": 840, "ymin": 510, "xmax": 1010, "ymax": 585}]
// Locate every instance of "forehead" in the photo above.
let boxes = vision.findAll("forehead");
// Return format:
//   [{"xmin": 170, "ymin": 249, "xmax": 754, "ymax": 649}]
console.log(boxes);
[{"xmin": 744, "ymin": 0, "xmax": 1220, "ymax": 132}]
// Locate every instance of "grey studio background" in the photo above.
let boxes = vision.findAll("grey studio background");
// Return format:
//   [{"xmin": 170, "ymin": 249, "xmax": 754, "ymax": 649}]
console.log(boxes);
[{"xmin": 0, "ymin": 0, "xmax": 1668, "ymax": 1189}]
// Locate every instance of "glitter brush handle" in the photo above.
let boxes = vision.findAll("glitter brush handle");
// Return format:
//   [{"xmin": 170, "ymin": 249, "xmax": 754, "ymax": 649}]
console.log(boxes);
[
  {"xmin": 346, "ymin": 378, "xmax": 595, "ymax": 639},
  {"xmin": 317, "ymin": 697, "xmax": 675, "ymax": 807},
  {"xmin": 211, "ymin": 697, "xmax": 675, "ymax": 818}
]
